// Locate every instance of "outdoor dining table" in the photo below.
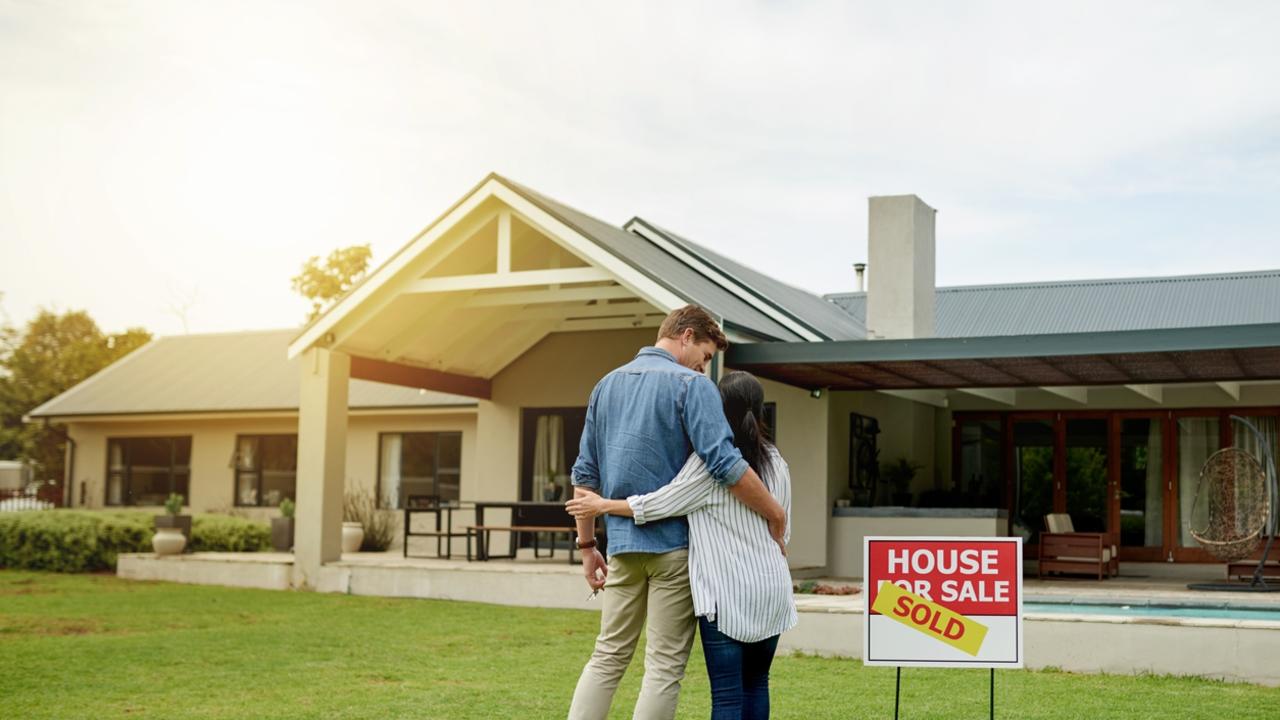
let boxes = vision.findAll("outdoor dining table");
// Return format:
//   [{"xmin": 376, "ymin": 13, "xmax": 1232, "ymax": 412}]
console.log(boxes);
[{"xmin": 470, "ymin": 500, "xmax": 598, "ymax": 562}]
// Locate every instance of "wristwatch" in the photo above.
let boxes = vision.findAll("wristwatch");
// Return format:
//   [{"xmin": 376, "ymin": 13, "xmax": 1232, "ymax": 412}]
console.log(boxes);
[{"xmin": 576, "ymin": 536, "xmax": 598, "ymax": 550}]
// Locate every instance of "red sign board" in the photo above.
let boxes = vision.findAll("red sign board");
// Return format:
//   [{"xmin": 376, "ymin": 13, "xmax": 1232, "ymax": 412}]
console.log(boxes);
[{"xmin": 863, "ymin": 536, "xmax": 1023, "ymax": 668}]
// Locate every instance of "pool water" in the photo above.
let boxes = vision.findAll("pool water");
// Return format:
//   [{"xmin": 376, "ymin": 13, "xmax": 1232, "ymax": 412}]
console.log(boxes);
[{"xmin": 1025, "ymin": 602, "xmax": 1280, "ymax": 621}]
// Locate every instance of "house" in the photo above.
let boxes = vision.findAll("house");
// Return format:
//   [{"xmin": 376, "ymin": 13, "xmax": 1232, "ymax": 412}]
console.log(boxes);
[{"xmin": 26, "ymin": 174, "xmax": 1280, "ymax": 586}]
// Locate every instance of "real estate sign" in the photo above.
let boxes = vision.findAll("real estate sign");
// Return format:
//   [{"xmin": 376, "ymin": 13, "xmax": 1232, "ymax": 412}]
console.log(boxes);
[{"xmin": 862, "ymin": 536, "xmax": 1023, "ymax": 668}]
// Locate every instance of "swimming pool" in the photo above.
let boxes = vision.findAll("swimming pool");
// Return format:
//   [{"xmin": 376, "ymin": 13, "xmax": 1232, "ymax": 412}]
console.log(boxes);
[{"xmin": 1025, "ymin": 601, "xmax": 1280, "ymax": 622}]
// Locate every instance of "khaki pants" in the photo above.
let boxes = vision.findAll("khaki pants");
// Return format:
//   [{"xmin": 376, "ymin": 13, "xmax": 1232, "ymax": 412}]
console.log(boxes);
[{"xmin": 567, "ymin": 549, "xmax": 695, "ymax": 720}]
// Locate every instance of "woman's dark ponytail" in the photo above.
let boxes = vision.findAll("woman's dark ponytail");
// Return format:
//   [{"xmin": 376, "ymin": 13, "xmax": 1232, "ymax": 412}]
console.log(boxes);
[{"xmin": 719, "ymin": 372, "xmax": 774, "ymax": 481}]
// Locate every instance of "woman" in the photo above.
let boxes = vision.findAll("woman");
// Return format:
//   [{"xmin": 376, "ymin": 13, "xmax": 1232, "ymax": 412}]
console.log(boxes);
[{"xmin": 567, "ymin": 371, "xmax": 796, "ymax": 720}]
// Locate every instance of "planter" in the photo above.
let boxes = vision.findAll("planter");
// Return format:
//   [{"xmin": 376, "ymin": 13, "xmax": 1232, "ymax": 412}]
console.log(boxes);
[
  {"xmin": 271, "ymin": 517, "xmax": 295, "ymax": 552},
  {"xmin": 152, "ymin": 526, "xmax": 187, "ymax": 555},
  {"xmin": 342, "ymin": 521, "xmax": 364, "ymax": 553},
  {"xmin": 154, "ymin": 514, "xmax": 192, "ymax": 553}
]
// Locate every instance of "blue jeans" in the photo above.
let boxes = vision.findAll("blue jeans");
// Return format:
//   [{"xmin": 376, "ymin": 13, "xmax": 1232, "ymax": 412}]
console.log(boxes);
[{"xmin": 697, "ymin": 616, "xmax": 779, "ymax": 720}]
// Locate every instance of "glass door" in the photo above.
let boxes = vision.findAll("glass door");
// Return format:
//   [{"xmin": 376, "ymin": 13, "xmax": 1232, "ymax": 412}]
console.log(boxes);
[
  {"xmin": 1011, "ymin": 418, "xmax": 1055, "ymax": 546},
  {"xmin": 1064, "ymin": 417, "xmax": 1109, "ymax": 534},
  {"xmin": 1116, "ymin": 415, "xmax": 1165, "ymax": 561}
]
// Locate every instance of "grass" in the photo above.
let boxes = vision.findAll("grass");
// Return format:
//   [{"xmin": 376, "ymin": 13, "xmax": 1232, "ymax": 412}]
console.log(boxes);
[{"xmin": 1, "ymin": 570, "xmax": 1278, "ymax": 719}]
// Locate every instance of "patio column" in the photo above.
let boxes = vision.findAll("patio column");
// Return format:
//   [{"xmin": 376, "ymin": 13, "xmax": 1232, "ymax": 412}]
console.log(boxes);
[{"xmin": 293, "ymin": 346, "xmax": 350, "ymax": 589}]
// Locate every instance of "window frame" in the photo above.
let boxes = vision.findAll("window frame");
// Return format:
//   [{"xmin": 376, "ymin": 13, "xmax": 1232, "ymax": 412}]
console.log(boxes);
[
  {"xmin": 104, "ymin": 436, "xmax": 193, "ymax": 507},
  {"xmin": 232, "ymin": 433, "xmax": 299, "ymax": 508},
  {"xmin": 375, "ymin": 431, "xmax": 464, "ymax": 510}
]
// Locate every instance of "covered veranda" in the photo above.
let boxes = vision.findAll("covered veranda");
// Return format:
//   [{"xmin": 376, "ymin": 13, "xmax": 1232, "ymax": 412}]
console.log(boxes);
[
  {"xmin": 726, "ymin": 322, "xmax": 1280, "ymax": 570},
  {"xmin": 282, "ymin": 175, "xmax": 683, "ymax": 588}
]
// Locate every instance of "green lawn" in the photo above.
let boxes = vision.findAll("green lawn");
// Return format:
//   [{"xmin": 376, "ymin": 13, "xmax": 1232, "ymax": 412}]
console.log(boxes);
[{"xmin": 1, "ymin": 571, "xmax": 1277, "ymax": 719}]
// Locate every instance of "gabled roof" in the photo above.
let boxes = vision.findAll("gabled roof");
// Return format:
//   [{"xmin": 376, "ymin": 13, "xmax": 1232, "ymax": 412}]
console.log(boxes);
[
  {"xmin": 499, "ymin": 177, "xmax": 813, "ymax": 342},
  {"xmin": 625, "ymin": 218, "xmax": 867, "ymax": 341},
  {"xmin": 825, "ymin": 269, "xmax": 1280, "ymax": 337},
  {"xmin": 27, "ymin": 329, "xmax": 476, "ymax": 421}
]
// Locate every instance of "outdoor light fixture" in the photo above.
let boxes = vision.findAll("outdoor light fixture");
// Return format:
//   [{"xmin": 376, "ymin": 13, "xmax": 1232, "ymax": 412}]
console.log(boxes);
[{"xmin": 810, "ymin": 388, "xmax": 824, "ymax": 399}]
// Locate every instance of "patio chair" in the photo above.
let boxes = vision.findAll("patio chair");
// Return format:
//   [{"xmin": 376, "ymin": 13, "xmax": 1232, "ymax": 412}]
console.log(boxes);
[{"xmin": 1038, "ymin": 513, "xmax": 1119, "ymax": 580}]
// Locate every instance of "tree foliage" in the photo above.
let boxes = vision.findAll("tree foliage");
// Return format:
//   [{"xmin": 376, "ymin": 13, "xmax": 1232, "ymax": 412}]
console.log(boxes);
[
  {"xmin": 290, "ymin": 244, "xmax": 373, "ymax": 322},
  {"xmin": 0, "ymin": 309, "xmax": 151, "ymax": 486}
]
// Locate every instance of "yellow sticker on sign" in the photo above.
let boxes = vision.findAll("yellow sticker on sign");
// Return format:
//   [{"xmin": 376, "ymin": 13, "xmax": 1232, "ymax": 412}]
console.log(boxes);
[{"xmin": 871, "ymin": 581, "xmax": 989, "ymax": 657}]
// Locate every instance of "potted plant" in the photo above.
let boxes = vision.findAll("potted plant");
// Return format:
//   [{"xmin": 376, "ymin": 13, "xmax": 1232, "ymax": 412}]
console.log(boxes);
[
  {"xmin": 272, "ymin": 497, "xmax": 296, "ymax": 552},
  {"xmin": 881, "ymin": 458, "xmax": 922, "ymax": 507},
  {"xmin": 153, "ymin": 492, "xmax": 190, "ymax": 555},
  {"xmin": 341, "ymin": 490, "xmax": 365, "ymax": 553}
]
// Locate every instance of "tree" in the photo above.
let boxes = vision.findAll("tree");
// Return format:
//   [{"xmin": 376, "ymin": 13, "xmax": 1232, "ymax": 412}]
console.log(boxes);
[
  {"xmin": 290, "ymin": 244, "xmax": 373, "ymax": 322},
  {"xmin": 0, "ymin": 309, "xmax": 151, "ymax": 489}
]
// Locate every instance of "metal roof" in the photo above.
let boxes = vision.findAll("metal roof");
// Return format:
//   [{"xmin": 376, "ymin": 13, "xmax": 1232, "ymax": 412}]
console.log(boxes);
[
  {"xmin": 626, "ymin": 218, "xmax": 867, "ymax": 341},
  {"xmin": 26, "ymin": 329, "xmax": 477, "ymax": 420},
  {"xmin": 499, "ymin": 176, "xmax": 808, "ymax": 342},
  {"xmin": 825, "ymin": 269, "xmax": 1280, "ymax": 337},
  {"xmin": 726, "ymin": 323, "xmax": 1280, "ymax": 391}
]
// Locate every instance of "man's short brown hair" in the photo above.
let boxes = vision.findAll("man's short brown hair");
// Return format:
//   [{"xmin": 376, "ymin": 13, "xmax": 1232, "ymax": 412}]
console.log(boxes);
[{"xmin": 657, "ymin": 305, "xmax": 728, "ymax": 351}]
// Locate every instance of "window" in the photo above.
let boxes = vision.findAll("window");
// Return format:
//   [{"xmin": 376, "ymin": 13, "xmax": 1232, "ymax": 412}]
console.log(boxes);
[
  {"xmin": 520, "ymin": 408, "xmax": 586, "ymax": 502},
  {"xmin": 762, "ymin": 402, "xmax": 778, "ymax": 443},
  {"xmin": 106, "ymin": 437, "xmax": 192, "ymax": 506},
  {"xmin": 233, "ymin": 435, "xmax": 298, "ymax": 507},
  {"xmin": 378, "ymin": 432, "xmax": 462, "ymax": 509}
]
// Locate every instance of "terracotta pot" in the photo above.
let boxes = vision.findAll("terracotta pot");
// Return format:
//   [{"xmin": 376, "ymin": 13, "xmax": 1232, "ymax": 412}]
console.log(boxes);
[
  {"xmin": 152, "ymin": 526, "xmax": 187, "ymax": 555},
  {"xmin": 342, "ymin": 522, "xmax": 364, "ymax": 553}
]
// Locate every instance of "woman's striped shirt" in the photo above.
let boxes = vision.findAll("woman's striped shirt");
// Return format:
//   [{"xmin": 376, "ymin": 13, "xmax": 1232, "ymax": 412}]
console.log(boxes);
[{"xmin": 627, "ymin": 446, "xmax": 797, "ymax": 644}]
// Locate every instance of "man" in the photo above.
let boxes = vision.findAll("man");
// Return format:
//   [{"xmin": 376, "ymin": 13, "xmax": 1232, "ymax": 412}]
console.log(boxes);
[{"xmin": 567, "ymin": 304, "xmax": 787, "ymax": 720}]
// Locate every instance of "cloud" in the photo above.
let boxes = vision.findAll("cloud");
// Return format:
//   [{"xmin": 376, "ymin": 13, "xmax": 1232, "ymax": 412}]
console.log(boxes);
[{"xmin": 1, "ymin": 0, "xmax": 1278, "ymax": 334}]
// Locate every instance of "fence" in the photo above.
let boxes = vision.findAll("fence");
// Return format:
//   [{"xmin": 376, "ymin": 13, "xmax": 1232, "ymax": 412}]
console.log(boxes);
[{"xmin": 0, "ymin": 483, "xmax": 63, "ymax": 512}]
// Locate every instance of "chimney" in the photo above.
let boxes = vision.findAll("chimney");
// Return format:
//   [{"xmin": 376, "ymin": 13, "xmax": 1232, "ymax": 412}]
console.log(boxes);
[
  {"xmin": 865, "ymin": 195, "xmax": 936, "ymax": 339},
  {"xmin": 854, "ymin": 263, "xmax": 867, "ymax": 292}
]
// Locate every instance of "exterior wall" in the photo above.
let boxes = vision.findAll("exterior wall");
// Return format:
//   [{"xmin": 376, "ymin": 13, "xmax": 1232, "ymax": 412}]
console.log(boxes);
[
  {"xmin": 477, "ymin": 327, "xmax": 656, "ymax": 503},
  {"xmin": 826, "ymin": 391, "xmax": 939, "ymax": 504},
  {"xmin": 65, "ymin": 411, "xmax": 477, "ymax": 531},
  {"xmin": 760, "ymin": 378, "xmax": 829, "ymax": 570}
]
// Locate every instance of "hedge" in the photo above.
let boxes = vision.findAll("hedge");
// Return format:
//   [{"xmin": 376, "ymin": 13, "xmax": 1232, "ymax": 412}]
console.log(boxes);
[{"xmin": 0, "ymin": 510, "xmax": 271, "ymax": 572}]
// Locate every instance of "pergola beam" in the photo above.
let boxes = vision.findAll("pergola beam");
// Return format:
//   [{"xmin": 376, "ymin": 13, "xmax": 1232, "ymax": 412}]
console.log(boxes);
[
  {"xmin": 558, "ymin": 316, "xmax": 664, "ymax": 333},
  {"xmin": 955, "ymin": 388, "xmax": 1017, "ymax": 405},
  {"xmin": 463, "ymin": 285, "xmax": 635, "ymax": 308},
  {"xmin": 1125, "ymin": 384, "xmax": 1163, "ymax": 403},
  {"xmin": 349, "ymin": 354, "xmax": 491, "ymax": 399},
  {"xmin": 878, "ymin": 390, "xmax": 949, "ymax": 408},
  {"xmin": 406, "ymin": 267, "xmax": 613, "ymax": 294},
  {"xmin": 1040, "ymin": 386, "xmax": 1089, "ymax": 404}
]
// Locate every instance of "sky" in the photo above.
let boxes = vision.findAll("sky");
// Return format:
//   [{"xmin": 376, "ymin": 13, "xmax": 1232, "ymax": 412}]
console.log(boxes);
[{"xmin": 2, "ymin": 1, "xmax": 1279, "ymax": 337}]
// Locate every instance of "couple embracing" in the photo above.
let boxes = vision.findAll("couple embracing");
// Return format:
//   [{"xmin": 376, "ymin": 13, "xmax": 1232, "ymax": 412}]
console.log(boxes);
[{"xmin": 564, "ymin": 305, "xmax": 798, "ymax": 720}]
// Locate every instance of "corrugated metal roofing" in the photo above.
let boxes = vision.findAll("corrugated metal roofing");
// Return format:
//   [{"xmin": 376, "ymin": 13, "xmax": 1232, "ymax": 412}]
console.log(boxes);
[
  {"xmin": 499, "ymin": 176, "xmax": 807, "ymax": 342},
  {"xmin": 628, "ymin": 219, "xmax": 867, "ymax": 341},
  {"xmin": 824, "ymin": 269, "xmax": 1280, "ymax": 337},
  {"xmin": 27, "ymin": 329, "xmax": 476, "ymax": 419}
]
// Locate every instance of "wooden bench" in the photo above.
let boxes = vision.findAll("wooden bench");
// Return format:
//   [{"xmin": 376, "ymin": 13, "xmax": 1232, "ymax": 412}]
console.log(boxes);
[
  {"xmin": 1227, "ymin": 561, "xmax": 1280, "ymax": 581},
  {"xmin": 1038, "ymin": 513, "xmax": 1117, "ymax": 580},
  {"xmin": 467, "ymin": 524, "xmax": 579, "ymax": 563},
  {"xmin": 1038, "ymin": 532, "xmax": 1115, "ymax": 580}
]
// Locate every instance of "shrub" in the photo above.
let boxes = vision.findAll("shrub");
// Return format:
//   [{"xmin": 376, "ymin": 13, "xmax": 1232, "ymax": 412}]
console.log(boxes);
[
  {"xmin": 0, "ymin": 511, "xmax": 151, "ymax": 572},
  {"xmin": 343, "ymin": 488, "xmax": 395, "ymax": 552},
  {"xmin": 189, "ymin": 514, "xmax": 271, "ymax": 553},
  {"xmin": 0, "ymin": 510, "xmax": 270, "ymax": 572}
]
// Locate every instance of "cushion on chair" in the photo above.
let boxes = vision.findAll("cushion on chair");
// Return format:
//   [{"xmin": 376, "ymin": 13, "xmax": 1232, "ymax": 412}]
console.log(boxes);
[{"xmin": 1044, "ymin": 513, "xmax": 1075, "ymax": 533}]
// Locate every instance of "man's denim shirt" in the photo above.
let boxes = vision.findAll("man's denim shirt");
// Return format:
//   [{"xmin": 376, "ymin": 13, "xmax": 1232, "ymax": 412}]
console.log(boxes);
[{"xmin": 571, "ymin": 346, "xmax": 750, "ymax": 556}]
